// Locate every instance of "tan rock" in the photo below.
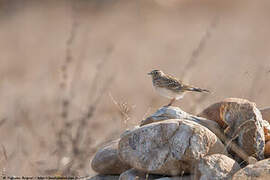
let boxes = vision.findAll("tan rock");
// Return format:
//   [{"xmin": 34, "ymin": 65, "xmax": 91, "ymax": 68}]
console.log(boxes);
[
  {"xmin": 198, "ymin": 101, "xmax": 228, "ymax": 129},
  {"xmin": 194, "ymin": 154, "xmax": 240, "ymax": 180},
  {"xmin": 264, "ymin": 128, "xmax": 270, "ymax": 141},
  {"xmin": 198, "ymin": 98, "xmax": 265, "ymax": 160},
  {"xmin": 87, "ymin": 175, "xmax": 119, "ymax": 180},
  {"xmin": 91, "ymin": 139, "xmax": 131, "ymax": 175},
  {"xmin": 141, "ymin": 106, "xmax": 224, "ymax": 138},
  {"xmin": 265, "ymin": 141, "xmax": 270, "ymax": 157},
  {"xmin": 119, "ymin": 168, "xmax": 161, "ymax": 180},
  {"xmin": 140, "ymin": 106, "xmax": 189, "ymax": 126},
  {"xmin": 262, "ymin": 120, "xmax": 270, "ymax": 142},
  {"xmin": 156, "ymin": 176, "xmax": 194, "ymax": 180},
  {"xmin": 232, "ymin": 158, "xmax": 270, "ymax": 180},
  {"xmin": 119, "ymin": 168, "xmax": 194, "ymax": 180},
  {"xmin": 118, "ymin": 119, "xmax": 226, "ymax": 176}
]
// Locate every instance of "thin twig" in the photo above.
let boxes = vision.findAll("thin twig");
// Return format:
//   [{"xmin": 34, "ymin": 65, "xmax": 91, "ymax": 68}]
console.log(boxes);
[
  {"xmin": 181, "ymin": 16, "xmax": 219, "ymax": 82},
  {"xmin": 1, "ymin": 144, "xmax": 7, "ymax": 161},
  {"xmin": 0, "ymin": 118, "xmax": 6, "ymax": 127},
  {"xmin": 109, "ymin": 93, "xmax": 131, "ymax": 126}
]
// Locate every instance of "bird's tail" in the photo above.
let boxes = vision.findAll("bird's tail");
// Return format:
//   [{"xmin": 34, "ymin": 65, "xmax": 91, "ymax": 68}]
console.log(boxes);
[{"xmin": 188, "ymin": 87, "xmax": 210, "ymax": 93}]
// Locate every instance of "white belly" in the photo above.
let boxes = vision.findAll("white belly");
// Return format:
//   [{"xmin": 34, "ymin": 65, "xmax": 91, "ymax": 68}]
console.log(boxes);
[{"xmin": 155, "ymin": 86, "xmax": 185, "ymax": 100}]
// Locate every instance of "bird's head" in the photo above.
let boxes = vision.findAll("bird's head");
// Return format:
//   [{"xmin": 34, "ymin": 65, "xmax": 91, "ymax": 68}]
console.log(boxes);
[{"xmin": 148, "ymin": 70, "xmax": 164, "ymax": 78}]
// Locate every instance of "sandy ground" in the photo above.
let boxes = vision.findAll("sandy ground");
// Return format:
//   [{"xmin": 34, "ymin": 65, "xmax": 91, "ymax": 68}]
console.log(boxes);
[{"xmin": 0, "ymin": 0, "xmax": 270, "ymax": 176}]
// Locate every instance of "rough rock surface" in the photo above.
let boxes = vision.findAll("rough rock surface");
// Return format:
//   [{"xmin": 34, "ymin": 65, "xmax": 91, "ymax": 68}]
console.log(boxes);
[
  {"xmin": 119, "ymin": 168, "xmax": 161, "ymax": 180},
  {"xmin": 91, "ymin": 139, "xmax": 131, "ymax": 175},
  {"xmin": 198, "ymin": 98, "xmax": 265, "ymax": 160},
  {"xmin": 264, "ymin": 141, "xmax": 270, "ymax": 157},
  {"xmin": 87, "ymin": 175, "xmax": 119, "ymax": 180},
  {"xmin": 232, "ymin": 158, "xmax": 270, "ymax": 180},
  {"xmin": 118, "ymin": 119, "xmax": 226, "ymax": 175},
  {"xmin": 140, "ymin": 106, "xmax": 224, "ymax": 136},
  {"xmin": 156, "ymin": 176, "xmax": 194, "ymax": 180},
  {"xmin": 195, "ymin": 154, "xmax": 240, "ymax": 180},
  {"xmin": 140, "ymin": 106, "xmax": 189, "ymax": 126}
]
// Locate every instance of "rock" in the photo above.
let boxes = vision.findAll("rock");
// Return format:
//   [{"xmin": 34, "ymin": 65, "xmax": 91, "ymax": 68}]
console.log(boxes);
[
  {"xmin": 119, "ymin": 168, "xmax": 194, "ymax": 180},
  {"xmin": 119, "ymin": 168, "xmax": 161, "ymax": 180},
  {"xmin": 265, "ymin": 141, "xmax": 270, "ymax": 157},
  {"xmin": 140, "ymin": 106, "xmax": 189, "ymax": 126},
  {"xmin": 232, "ymin": 158, "xmax": 270, "ymax": 180},
  {"xmin": 262, "ymin": 120, "xmax": 270, "ymax": 141},
  {"xmin": 198, "ymin": 101, "xmax": 228, "ymax": 129},
  {"xmin": 156, "ymin": 176, "xmax": 194, "ymax": 180},
  {"xmin": 261, "ymin": 107, "xmax": 270, "ymax": 123},
  {"xmin": 87, "ymin": 175, "xmax": 119, "ymax": 180},
  {"xmin": 198, "ymin": 98, "xmax": 265, "ymax": 160},
  {"xmin": 140, "ymin": 106, "xmax": 225, "ymax": 139},
  {"xmin": 194, "ymin": 154, "xmax": 240, "ymax": 180},
  {"xmin": 118, "ymin": 119, "xmax": 226, "ymax": 175},
  {"xmin": 91, "ymin": 139, "xmax": 131, "ymax": 175},
  {"xmin": 139, "ymin": 106, "xmax": 256, "ymax": 163},
  {"xmin": 120, "ymin": 126, "xmax": 141, "ymax": 139}
]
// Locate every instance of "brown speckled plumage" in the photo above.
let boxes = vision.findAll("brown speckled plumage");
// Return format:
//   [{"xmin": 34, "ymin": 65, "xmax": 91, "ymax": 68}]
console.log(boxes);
[{"xmin": 148, "ymin": 70, "xmax": 210, "ymax": 106}]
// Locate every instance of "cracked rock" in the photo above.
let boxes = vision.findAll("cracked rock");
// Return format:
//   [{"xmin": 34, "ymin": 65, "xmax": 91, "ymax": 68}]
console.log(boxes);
[
  {"xmin": 119, "ymin": 168, "xmax": 161, "ymax": 180},
  {"xmin": 232, "ymin": 158, "xmax": 270, "ymax": 180},
  {"xmin": 265, "ymin": 141, "xmax": 270, "ymax": 157},
  {"xmin": 140, "ymin": 106, "xmax": 189, "ymax": 126},
  {"xmin": 155, "ymin": 176, "xmax": 194, "ymax": 180},
  {"xmin": 198, "ymin": 98, "xmax": 265, "ymax": 160},
  {"xmin": 91, "ymin": 139, "xmax": 131, "ymax": 175},
  {"xmin": 195, "ymin": 154, "xmax": 240, "ymax": 180},
  {"xmin": 118, "ymin": 119, "xmax": 226, "ymax": 175}
]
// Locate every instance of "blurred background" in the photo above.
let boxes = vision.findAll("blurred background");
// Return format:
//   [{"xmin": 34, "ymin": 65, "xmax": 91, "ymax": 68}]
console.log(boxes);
[{"xmin": 0, "ymin": 0, "xmax": 270, "ymax": 176}]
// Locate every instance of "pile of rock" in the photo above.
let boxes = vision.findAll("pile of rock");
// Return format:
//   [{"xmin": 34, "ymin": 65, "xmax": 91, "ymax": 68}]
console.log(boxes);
[{"xmin": 89, "ymin": 98, "xmax": 270, "ymax": 180}]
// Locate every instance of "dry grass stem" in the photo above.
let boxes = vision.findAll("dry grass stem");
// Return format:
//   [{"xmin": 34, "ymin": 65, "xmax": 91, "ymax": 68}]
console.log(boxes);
[
  {"xmin": 181, "ymin": 16, "xmax": 219, "ymax": 81},
  {"xmin": 109, "ymin": 93, "xmax": 131, "ymax": 126}
]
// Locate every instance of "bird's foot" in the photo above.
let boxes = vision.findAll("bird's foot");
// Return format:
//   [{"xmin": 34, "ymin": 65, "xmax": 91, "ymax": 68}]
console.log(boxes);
[{"xmin": 164, "ymin": 98, "xmax": 176, "ymax": 107}]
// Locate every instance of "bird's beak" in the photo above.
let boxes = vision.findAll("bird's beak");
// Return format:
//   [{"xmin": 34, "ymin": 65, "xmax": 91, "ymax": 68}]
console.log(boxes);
[{"xmin": 147, "ymin": 72, "xmax": 152, "ymax": 75}]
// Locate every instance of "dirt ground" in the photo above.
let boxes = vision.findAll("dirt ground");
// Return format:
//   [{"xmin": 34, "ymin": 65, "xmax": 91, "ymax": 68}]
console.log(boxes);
[{"xmin": 0, "ymin": 0, "xmax": 270, "ymax": 176}]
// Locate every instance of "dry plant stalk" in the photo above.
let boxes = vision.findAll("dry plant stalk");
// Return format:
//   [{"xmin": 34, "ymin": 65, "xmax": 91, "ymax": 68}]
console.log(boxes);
[
  {"xmin": 196, "ymin": 117, "xmax": 257, "ymax": 164},
  {"xmin": 109, "ymin": 93, "xmax": 131, "ymax": 126},
  {"xmin": 181, "ymin": 16, "xmax": 219, "ymax": 81},
  {"xmin": 0, "ymin": 118, "xmax": 6, "ymax": 127},
  {"xmin": 179, "ymin": 16, "xmax": 219, "ymax": 114},
  {"xmin": 249, "ymin": 67, "xmax": 263, "ymax": 100},
  {"xmin": 55, "ymin": 1, "xmax": 115, "ymax": 176}
]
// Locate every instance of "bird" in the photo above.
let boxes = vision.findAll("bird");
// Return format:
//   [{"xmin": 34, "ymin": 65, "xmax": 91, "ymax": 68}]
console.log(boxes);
[{"xmin": 148, "ymin": 70, "xmax": 210, "ymax": 106}]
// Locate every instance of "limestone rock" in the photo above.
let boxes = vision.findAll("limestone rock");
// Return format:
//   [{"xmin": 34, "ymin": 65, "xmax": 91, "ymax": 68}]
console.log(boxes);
[
  {"xmin": 198, "ymin": 98, "xmax": 265, "ymax": 160},
  {"xmin": 232, "ymin": 158, "xmax": 270, "ymax": 180},
  {"xmin": 195, "ymin": 154, "xmax": 240, "ymax": 180},
  {"xmin": 140, "ymin": 106, "xmax": 189, "ymax": 126},
  {"xmin": 91, "ymin": 139, "xmax": 131, "ymax": 175},
  {"xmin": 156, "ymin": 176, "xmax": 194, "ymax": 180},
  {"xmin": 262, "ymin": 120, "xmax": 270, "ymax": 141},
  {"xmin": 118, "ymin": 119, "xmax": 226, "ymax": 175},
  {"xmin": 265, "ymin": 141, "xmax": 270, "ymax": 157},
  {"xmin": 140, "ymin": 106, "xmax": 224, "ymax": 138},
  {"xmin": 87, "ymin": 175, "xmax": 119, "ymax": 180},
  {"xmin": 119, "ymin": 168, "xmax": 161, "ymax": 180}
]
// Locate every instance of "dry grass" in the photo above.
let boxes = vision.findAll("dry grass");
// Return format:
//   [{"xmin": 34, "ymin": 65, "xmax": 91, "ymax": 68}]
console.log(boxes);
[{"xmin": 1, "ymin": 0, "xmax": 270, "ymax": 177}]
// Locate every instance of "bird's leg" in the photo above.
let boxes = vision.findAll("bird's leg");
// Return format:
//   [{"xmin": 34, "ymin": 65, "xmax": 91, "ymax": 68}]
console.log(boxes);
[{"xmin": 166, "ymin": 98, "xmax": 176, "ymax": 107}]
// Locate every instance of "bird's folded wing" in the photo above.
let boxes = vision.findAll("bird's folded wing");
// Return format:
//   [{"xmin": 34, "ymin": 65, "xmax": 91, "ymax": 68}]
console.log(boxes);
[{"xmin": 156, "ymin": 75, "xmax": 184, "ymax": 92}]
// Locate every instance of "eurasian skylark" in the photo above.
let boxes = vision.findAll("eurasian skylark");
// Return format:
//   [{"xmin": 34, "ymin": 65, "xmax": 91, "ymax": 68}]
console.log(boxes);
[{"xmin": 148, "ymin": 70, "xmax": 210, "ymax": 106}]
